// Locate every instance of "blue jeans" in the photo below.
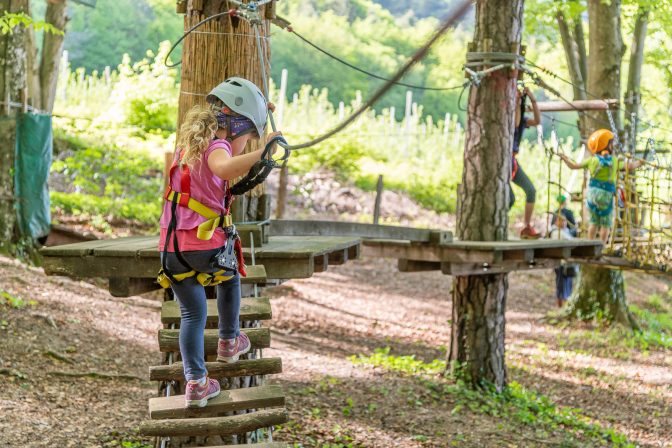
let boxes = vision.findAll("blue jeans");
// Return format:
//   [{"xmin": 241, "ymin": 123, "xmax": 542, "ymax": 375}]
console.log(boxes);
[{"xmin": 162, "ymin": 249, "xmax": 241, "ymax": 381}]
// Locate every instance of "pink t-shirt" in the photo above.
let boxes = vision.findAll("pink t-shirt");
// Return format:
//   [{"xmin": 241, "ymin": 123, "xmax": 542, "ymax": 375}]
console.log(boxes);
[{"xmin": 159, "ymin": 139, "xmax": 232, "ymax": 252}]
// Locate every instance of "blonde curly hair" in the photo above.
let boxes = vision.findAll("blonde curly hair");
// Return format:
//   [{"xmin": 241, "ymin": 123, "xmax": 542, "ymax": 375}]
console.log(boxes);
[{"xmin": 176, "ymin": 105, "xmax": 219, "ymax": 167}]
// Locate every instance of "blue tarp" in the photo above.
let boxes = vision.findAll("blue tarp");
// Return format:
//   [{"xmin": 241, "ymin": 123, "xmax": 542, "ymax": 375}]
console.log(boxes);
[{"xmin": 14, "ymin": 112, "xmax": 53, "ymax": 239}]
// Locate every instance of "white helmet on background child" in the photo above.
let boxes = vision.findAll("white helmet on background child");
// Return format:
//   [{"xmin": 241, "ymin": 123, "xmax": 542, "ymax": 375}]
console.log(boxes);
[{"xmin": 206, "ymin": 77, "xmax": 268, "ymax": 138}]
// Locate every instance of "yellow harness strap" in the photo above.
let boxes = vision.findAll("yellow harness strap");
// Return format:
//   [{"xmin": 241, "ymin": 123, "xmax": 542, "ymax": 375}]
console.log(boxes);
[
  {"xmin": 165, "ymin": 190, "xmax": 233, "ymax": 241},
  {"xmin": 158, "ymin": 268, "xmax": 234, "ymax": 288}
]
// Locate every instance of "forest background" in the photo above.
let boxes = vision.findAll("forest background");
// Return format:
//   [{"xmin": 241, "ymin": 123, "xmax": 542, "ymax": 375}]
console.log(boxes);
[{"xmin": 34, "ymin": 0, "xmax": 672, "ymax": 232}]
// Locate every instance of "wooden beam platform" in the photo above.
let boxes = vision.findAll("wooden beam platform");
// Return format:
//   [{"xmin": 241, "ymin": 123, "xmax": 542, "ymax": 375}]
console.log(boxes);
[
  {"xmin": 364, "ymin": 238, "xmax": 603, "ymax": 275},
  {"xmin": 40, "ymin": 235, "xmax": 361, "ymax": 295},
  {"xmin": 270, "ymin": 219, "xmax": 452, "ymax": 243},
  {"xmin": 571, "ymin": 256, "xmax": 671, "ymax": 277}
]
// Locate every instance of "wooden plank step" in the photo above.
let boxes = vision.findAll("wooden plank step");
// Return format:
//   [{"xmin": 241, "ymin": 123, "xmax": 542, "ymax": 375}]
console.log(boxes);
[
  {"xmin": 149, "ymin": 358, "xmax": 282, "ymax": 381},
  {"xmin": 139, "ymin": 408, "xmax": 288, "ymax": 437},
  {"xmin": 149, "ymin": 385, "xmax": 284, "ymax": 419},
  {"xmin": 158, "ymin": 328, "xmax": 270, "ymax": 354},
  {"xmin": 241, "ymin": 264, "xmax": 267, "ymax": 284},
  {"xmin": 161, "ymin": 297, "xmax": 272, "ymax": 325},
  {"xmin": 208, "ymin": 443, "xmax": 290, "ymax": 448}
]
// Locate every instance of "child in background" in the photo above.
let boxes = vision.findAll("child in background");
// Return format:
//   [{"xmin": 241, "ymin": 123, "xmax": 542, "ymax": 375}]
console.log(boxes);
[
  {"xmin": 549, "ymin": 210, "xmax": 576, "ymax": 307},
  {"xmin": 559, "ymin": 129, "xmax": 644, "ymax": 242},
  {"xmin": 159, "ymin": 77, "xmax": 281, "ymax": 408},
  {"xmin": 510, "ymin": 86, "xmax": 542, "ymax": 239}
]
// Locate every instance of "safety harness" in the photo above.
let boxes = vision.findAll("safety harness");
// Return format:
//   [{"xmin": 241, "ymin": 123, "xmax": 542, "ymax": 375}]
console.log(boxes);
[
  {"xmin": 157, "ymin": 147, "xmax": 246, "ymax": 289},
  {"xmin": 587, "ymin": 154, "xmax": 617, "ymax": 218}
]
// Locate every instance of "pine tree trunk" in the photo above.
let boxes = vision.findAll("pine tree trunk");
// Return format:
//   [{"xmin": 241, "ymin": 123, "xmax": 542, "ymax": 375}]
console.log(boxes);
[
  {"xmin": 177, "ymin": 1, "xmax": 273, "ymax": 218},
  {"xmin": 39, "ymin": 0, "xmax": 68, "ymax": 113},
  {"xmin": 447, "ymin": 0, "xmax": 524, "ymax": 392},
  {"xmin": 564, "ymin": 0, "xmax": 636, "ymax": 328}
]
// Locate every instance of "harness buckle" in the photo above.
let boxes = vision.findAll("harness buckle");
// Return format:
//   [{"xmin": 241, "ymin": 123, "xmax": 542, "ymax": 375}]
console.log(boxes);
[
  {"xmin": 178, "ymin": 192, "xmax": 190, "ymax": 207},
  {"xmin": 221, "ymin": 214, "xmax": 233, "ymax": 228}
]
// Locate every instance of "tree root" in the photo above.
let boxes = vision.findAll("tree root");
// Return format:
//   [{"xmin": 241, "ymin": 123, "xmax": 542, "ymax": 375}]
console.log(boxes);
[{"xmin": 48, "ymin": 371, "xmax": 145, "ymax": 381}]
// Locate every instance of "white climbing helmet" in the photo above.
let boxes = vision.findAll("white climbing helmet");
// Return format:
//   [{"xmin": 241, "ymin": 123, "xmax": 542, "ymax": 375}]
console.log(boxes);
[{"xmin": 206, "ymin": 77, "xmax": 268, "ymax": 137}]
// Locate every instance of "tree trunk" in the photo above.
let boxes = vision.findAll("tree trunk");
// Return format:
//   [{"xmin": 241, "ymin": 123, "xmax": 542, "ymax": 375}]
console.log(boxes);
[
  {"xmin": 39, "ymin": 0, "xmax": 68, "ymax": 113},
  {"xmin": 0, "ymin": 0, "xmax": 30, "ymax": 254},
  {"xmin": 556, "ymin": 10, "xmax": 588, "ymax": 138},
  {"xmin": 572, "ymin": 18, "xmax": 588, "ymax": 89},
  {"xmin": 564, "ymin": 0, "xmax": 636, "ymax": 328},
  {"xmin": 563, "ymin": 265, "xmax": 638, "ymax": 328},
  {"xmin": 177, "ymin": 1, "xmax": 273, "ymax": 219},
  {"xmin": 447, "ymin": 0, "xmax": 524, "ymax": 392},
  {"xmin": 556, "ymin": 10, "xmax": 586, "ymax": 103},
  {"xmin": 624, "ymin": 9, "xmax": 648, "ymax": 153}
]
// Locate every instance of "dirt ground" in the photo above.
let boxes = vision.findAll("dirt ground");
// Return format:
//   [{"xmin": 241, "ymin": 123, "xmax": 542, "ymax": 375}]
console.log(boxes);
[{"xmin": 0, "ymin": 253, "xmax": 670, "ymax": 447}]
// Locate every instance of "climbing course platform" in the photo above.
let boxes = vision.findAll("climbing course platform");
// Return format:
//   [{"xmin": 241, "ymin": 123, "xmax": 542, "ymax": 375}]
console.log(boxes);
[
  {"xmin": 41, "ymin": 223, "xmax": 361, "ymax": 447},
  {"xmin": 362, "ymin": 238, "xmax": 603, "ymax": 275}
]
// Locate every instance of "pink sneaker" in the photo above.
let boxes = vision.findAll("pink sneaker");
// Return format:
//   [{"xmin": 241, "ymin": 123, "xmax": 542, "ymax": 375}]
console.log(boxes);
[
  {"xmin": 185, "ymin": 377, "xmax": 220, "ymax": 408},
  {"xmin": 217, "ymin": 333, "xmax": 251, "ymax": 363}
]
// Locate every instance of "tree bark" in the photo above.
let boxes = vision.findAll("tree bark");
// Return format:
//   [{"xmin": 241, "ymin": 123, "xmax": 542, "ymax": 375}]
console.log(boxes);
[
  {"xmin": 556, "ymin": 10, "xmax": 586, "ymax": 103},
  {"xmin": 624, "ymin": 9, "xmax": 648, "ymax": 152},
  {"xmin": 0, "ymin": 0, "xmax": 30, "ymax": 254},
  {"xmin": 564, "ymin": 0, "xmax": 636, "ymax": 328},
  {"xmin": 563, "ymin": 265, "xmax": 638, "ymax": 328},
  {"xmin": 177, "ymin": 0, "xmax": 273, "ymax": 215},
  {"xmin": 572, "ymin": 18, "xmax": 588, "ymax": 89},
  {"xmin": 556, "ymin": 9, "xmax": 589, "ymax": 139},
  {"xmin": 39, "ymin": 0, "xmax": 68, "ymax": 113},
  {"xmin": 448, "ymin": 0, "xmax": 524, "ymax": 392},
  {"xmin": 586, "ymin": 0, "xmax": 623, "ymax": 131}
]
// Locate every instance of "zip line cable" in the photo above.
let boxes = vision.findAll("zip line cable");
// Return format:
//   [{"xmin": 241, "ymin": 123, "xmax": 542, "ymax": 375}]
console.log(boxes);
[
  {"xmin": 276, "ymin": 0, "xmax": 473, "ymax": 151},
  {"xmin": 286, "ymin": 28, "xmax": 466, "ymax": 91},
  {"xmin": 526, "ymin": 59, "xmax": 672, "ymax": 135}
]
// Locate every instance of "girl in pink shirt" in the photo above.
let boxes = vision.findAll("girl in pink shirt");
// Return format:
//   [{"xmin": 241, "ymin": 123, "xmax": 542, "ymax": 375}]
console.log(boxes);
[{"xmin": 160, "ymin": 77, "xmax": 281, "ymax": 408}]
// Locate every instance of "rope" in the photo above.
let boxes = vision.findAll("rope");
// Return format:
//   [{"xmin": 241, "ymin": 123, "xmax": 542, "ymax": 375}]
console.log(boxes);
[
  {"xmin": 286, "ymin": 28, "xmax": 466, "ymax": 91},
  {"xmin": 278, "ymin": 0, "xmax": 473, "ymax": 151}
]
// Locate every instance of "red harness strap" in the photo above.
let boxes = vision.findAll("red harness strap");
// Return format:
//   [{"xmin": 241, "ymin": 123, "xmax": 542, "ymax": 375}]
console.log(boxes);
[{"xmin": 162, "ymin": 149, "xmax": 246, "ymax": 277}]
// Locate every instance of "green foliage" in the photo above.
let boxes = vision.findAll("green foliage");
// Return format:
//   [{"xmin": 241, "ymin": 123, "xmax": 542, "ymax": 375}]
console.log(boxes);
[
  {"xmin": 50, "ymin": 138, "xmax": 163, "ymax": 226},
  {"xmin": 350, "ymin": 347, "xmax": 446, "ymax": 374},
  {"xmin": 63, "ymin": 0, "xmax": 181, "ymax": 72},
  {"xmin": 0, "ymin": 11, "xmax": 64, "ymax": 35},
  {"xmin": 351, "ymin": 348, "xmax": 635, "ymax": 447},
  {"xmin": 0, "ymin": 290, "xmax": 35, "ymax": 309}
]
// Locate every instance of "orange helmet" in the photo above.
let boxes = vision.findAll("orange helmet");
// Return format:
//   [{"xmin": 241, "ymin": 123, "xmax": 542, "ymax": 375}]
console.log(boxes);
[{"xmin": 587, "ymin": 129, "xmax": 614, "ymax": 154}]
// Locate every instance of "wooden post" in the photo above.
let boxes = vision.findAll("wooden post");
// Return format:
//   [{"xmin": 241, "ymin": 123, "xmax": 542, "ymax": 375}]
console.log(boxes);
[
  {"xmin": 373, "ymin": 175, "xmax": 383, "ymax": 225},
  {"xmin": 164, "ymin": 151, "xmax": 174, "ymax": 189},
  {"xmin": 275, "ymin": 68, "xmax": 289, "ymax": 219}
]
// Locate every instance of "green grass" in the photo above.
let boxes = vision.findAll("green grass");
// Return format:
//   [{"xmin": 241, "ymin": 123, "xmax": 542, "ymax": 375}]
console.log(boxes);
[
  {"xmin": 351, "ymin": 348, "xmax": 635, "ymax": 447},
  {"xmin": 51, "ymin": 192, "xmax": 161, "ymax": 230},
  {"xmin": 0, "ymin": 290, "xmax": 35, "ymax": 309}
]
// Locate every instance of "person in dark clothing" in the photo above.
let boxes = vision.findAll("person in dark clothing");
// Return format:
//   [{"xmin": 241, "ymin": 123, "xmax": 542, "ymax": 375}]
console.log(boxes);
[
  {"xmin": 549, "ymin": 205, "xmax": 578, "ymax": 308},
  {"xmin": 551, "ymin": 194, "xmax": 578, "ymax": 237},
  {"xmin": 510, "ymin": 86, "xmax": 542, "ymax": 239}
]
